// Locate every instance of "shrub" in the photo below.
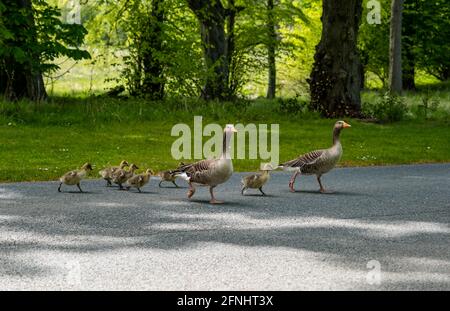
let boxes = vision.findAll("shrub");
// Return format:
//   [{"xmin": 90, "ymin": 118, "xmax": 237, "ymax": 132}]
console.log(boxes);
[{"xmin": 362, "ymin": 92, "xmax": 408, "ymax": 122}]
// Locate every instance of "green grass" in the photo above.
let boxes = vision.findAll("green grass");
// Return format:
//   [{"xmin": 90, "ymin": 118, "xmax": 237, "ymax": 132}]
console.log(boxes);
[{"xmin": 0, "ymin": 96, "xmax": 449, "ymax": 182}]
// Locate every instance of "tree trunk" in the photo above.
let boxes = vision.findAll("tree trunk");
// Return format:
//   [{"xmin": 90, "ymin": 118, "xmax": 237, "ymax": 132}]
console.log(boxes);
[
  {"xmin": 308, "ymin": 0, "xmax": 363, "ymax": 117},
  {"xmin": 225, "ymin": 0, "xmax": 236, "ymax": 96},
  {"xmin": 389, "ymin": 0, "xmax": 403, "ymax": 94},
  {"xmin": 188, "ymin": 0, "xmax": 229, "ymax": 100},
  {"xmin": 0, "ymin": 0, "xmax": 47, "ymax": 101},
  {"xmin": 266, "ymin": 0, "xmax": 276, "ymax": 99},
  {"xmin": 141, "ymin": 0, "xmax": 165, "ymax": 100},
  {"xmin": 401, "ymin": 0, "xmax": 415, "ymax": 90}
]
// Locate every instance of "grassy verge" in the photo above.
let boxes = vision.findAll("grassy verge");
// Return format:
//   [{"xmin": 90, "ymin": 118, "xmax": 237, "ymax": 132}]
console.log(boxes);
[{"xmin": 0, "ymin": 97, "xmax": 449, "ymax": 182}]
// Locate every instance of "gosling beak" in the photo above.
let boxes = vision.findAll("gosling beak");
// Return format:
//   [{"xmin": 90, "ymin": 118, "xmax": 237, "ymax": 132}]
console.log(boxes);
[{"xmin": 343, "ymin": 122, "xmax": 351, "ymax": 128}]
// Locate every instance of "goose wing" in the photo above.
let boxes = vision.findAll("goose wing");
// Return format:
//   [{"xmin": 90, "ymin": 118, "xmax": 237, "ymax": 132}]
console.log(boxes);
[
  {"xmin": 281, "ymin": 149, "xmax": 324, "ymax": 168},
  {"xmin": 178, "ymin": 159, "xmax": 217, "ymax": 184}
]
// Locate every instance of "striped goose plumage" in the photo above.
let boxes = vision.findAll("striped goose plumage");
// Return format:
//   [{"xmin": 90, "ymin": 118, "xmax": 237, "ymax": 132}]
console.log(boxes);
[
  {"xmin": 175, "ymin": 124, "xmax": 238, "ymax": 204},
  {"xmin": 279, "ymin": 120, "xmax": 351, "ymax": 193}
]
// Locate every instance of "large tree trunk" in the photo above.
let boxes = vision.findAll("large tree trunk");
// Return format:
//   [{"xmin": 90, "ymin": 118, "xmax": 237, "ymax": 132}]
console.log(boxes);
[
  {"xmin": 389, "ymin": 0, "xmax": 403, "ymax": 94},
  {"xmin": 308, "ymin": 0, "xmax": 363, "ymax": 117},
  {"xmin": 0, "ymin": 0, "xmax": 47, "ymax": 101},
  {"xmin": 188, "ymin": 0, "xmax": 229, "ymax": 100},
  {"xmin": 141, "ymin": 0, "xmax": 165, "ymax": 100},
  {"xmin": 225, "ymin": 0, "xmax": 236, "ymax": 96},
  {"xmin": 266, "ymin": 0, "xmax": 276, "ymax": 99},
  {"xmin": 401, "ymin": 0, "xmax": 415, "ymax": 90}
]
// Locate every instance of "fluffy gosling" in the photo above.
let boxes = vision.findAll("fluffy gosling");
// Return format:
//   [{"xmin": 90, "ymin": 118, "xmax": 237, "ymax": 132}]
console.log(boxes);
[
  {"xmin": 111, "ymin": 163, "xmax": 139, "ymax": 190},
  {"xmin": 58, "ymin": 163, "xmax": 93, "ymax": 193},
  {"xmin": 126, "ymin": 169, "xmax": 154, "ymax": 192},
  {"xmin": 158, "ymin": 170, "xmax": 179, "ymax": 188},
  {"xmin": 241, "ymin": 163, "xmax": 274, "ymax": 196},
  {"xmin": 99, "ymin": 160, "xmax": 129, "ymax": 186}
]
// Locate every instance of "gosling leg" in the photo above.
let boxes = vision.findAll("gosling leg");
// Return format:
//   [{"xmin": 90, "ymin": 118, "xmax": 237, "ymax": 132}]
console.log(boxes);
[
  {"xmin": 259, "ymin": 187, "xmax": 266, "ymax": 196},
  {"xmin": 58, "ymin": 183, "xmax": 62, "ymax": 192},
  {"xmin": 209, "ymin": 186, "xmax": 223, "ymax": 204},
  {"xmin": 158, "ymin": 180, "xmax": 163, "ymax": 188},
  {"xmin": 76, "ymin": 183, "xmax": 83, "ymax": 193},
  {"xmin": 289, "ymin": 171, "xmax": 300, "ymax": 192},
  {"xmin": 241, "ymin": 186, "xmax": 247, "ymax": 196},
  {"xmin": 137, "ymin": 187, "xmax": 141, "ymax": 193},
  {"xmin": 172, "ymin": 181, "xmax": 179, "ymax": 188}
]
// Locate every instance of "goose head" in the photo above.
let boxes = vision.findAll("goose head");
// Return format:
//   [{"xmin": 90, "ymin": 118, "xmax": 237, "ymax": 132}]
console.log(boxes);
[
  {"xmin": 335, "ymin": 120, "xmax": 351, "ymax": 130},
  {"xmin": 224, "ymin": 124, "xmax": 238, "ymax": 133}
]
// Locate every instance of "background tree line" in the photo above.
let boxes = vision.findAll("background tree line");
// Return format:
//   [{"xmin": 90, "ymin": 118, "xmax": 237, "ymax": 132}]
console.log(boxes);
[{"xmin": 0, "ymin": 0, "xmax": 449, "ymax": 117}]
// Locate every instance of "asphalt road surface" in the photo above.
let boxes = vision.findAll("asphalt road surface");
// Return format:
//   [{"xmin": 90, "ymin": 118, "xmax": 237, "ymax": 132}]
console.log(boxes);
[{"xmin": 0, "ymin": 164, "xmax": 449, "ymax": 290}]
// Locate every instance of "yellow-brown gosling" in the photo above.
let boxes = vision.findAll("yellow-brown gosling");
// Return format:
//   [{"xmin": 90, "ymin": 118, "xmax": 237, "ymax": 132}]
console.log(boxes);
[
  {"xmin": 111, "ymin": 163, "xmax": 139, "ymax": 190},
  {"xmin": 241, "ymin": 163, "xmax": 274, "ymax": 196},
  {"xmin": 99, "ymin": 160, "xmax": 129, "ymax": 186},
  {"xmin": 158, "ymin": 170, "xmax": 179, "ymax": 188},
  {"xmin": 126, "ymin": 169, "xmax": 154, "ymax": 192},
  {"xmin": 279, "ymin": 120, "xmax": 351, "ymax": 193},
  {"xmin": 58, "ymin": 163, "xmax": 93, "ymax": 193}
]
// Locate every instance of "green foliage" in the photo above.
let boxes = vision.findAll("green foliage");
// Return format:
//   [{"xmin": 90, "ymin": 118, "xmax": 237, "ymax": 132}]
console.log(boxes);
[
  {"xmin": 0, "ymin": 0, "xmax": 90, "ymax": 81},
  {"xmin": 362, "ymin": 91, "xmax": 408, "ymax": 122},
  {"xmin": 359, "ymin": 0, "xmax": 450, "ymax": 87}
]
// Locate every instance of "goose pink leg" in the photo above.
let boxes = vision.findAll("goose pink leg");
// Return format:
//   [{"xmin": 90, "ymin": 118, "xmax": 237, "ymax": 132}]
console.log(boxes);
[
  {"xmin": 209, "ymin": 186, "xmax": 223, "ymax": 204},
  {"xmin": 187, "ymin": 182, "xmax": 196, "ymax": 199},
  {"xmin": 289, "ymin": 171, "xmax": 299, "ymax": 192}
]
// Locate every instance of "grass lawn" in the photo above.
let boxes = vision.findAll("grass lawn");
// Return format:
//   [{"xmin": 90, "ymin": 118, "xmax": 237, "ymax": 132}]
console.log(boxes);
[{"xmin": 0, "ymin": 102, "xmax": 449, "ymax": 182}]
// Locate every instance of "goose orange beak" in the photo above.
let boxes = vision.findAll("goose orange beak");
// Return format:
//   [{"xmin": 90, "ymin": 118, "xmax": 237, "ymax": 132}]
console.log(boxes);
[{"xmin": 343, "ymin": 122, "xmax": 351, "ymax": 128}]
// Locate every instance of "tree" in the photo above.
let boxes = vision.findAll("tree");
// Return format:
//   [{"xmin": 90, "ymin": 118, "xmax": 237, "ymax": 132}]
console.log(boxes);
[
  {"xmin": 388, "ymin": 0, "xmax": 403, "ymax": 93},
  {"xmin": 141, "ymin": 0, "xmax": 165, "ymax": 99},
  {"xmin": 1, "ymin": 0, "xmax": 46, "ymax": 101},
  {"xmin": 0, "ymin": 0, "xmax": 90, "ymax": 101},
  {"xmin": 187, "ymin": 0, "xmax": 229, "ymax": 100},
  {"xmin": 308, "ymin": 0, "xmax": 363, "ymax": 117},
  {"xmin": 266, "ymin": 0, "xmax": 277, "ymax": 99}
]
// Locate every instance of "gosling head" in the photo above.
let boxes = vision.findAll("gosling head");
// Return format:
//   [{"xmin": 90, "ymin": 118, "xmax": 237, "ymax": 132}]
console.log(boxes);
[
  {"xmin": 260, "ymin": 163, "xmax": 274, "ymax": 171},
  {"xmin": 130, "ymin": 164, "xmax": 139, "ymax": 170},
  {"xmin": 146, "ymin": 169, "xmax": 155, "ymax": 175},
  {"xmin": 82, "ymin": 163, "xmax": 93, "ymax": 171},
  {"xmin": 120, "ymin": 160, "xmax": 129, "ymax": 167},
  {"xmin": 335, "ymin": 120, "xmax": 351, "ymax": 130}
]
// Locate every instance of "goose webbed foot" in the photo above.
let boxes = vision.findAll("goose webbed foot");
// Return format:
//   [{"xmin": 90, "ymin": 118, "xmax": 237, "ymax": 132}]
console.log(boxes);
[{"xmin": 317, "ymin": 175, "xmax": 333, "ymax": 193}]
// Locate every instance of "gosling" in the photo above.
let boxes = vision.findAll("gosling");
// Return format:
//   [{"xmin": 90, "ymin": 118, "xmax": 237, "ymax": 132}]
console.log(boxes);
[
  {"xmin": 126, "ymin": 169, "xmax": 154, "ymax": 192},
  {"xmin": 158, "ymin": 170, "xmax": 179, "ymax": 188},
  {"xmin": 241, "ymin": 163, "xmax": 274, "ymax": 196},
  {"xmin": 99, "ymin": 160, "xmax": 129, "ymax": 187},
  {"xmin": 58, "ymin": 163, "xmax": 93, "ymax": 193},
  {"xmin": 111, "ymin": 163, "xmax": 139, "ymax": 190}
]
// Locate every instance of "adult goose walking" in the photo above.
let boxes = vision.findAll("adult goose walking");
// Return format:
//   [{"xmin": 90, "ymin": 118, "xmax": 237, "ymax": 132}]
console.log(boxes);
[
  {"xmin": 279, "ymin": 121, "xmax": 351, "ymax": 193},
  {"xmin": 175, "ymin": 124, "xmax": 238, "ymax": 204}
]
